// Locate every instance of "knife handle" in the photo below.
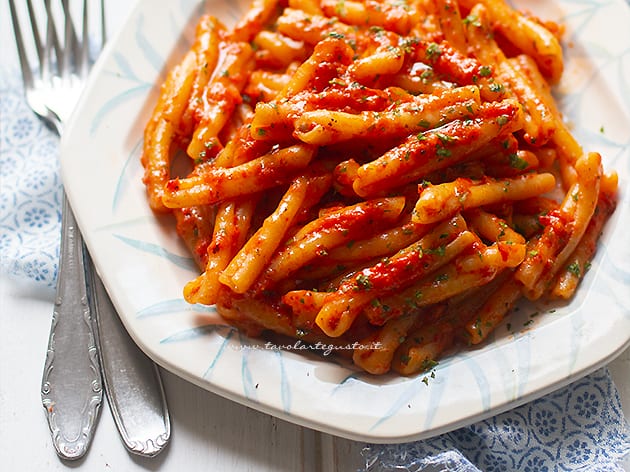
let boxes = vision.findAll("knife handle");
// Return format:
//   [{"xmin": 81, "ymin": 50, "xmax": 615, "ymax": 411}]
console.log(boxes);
[
  {"xmin": 41, "ymin": 194, "xmax": 103, "ymax": 460},
  {"xmin": 90, "ymin": 259, "xmax": 171, "ymax": 457}
]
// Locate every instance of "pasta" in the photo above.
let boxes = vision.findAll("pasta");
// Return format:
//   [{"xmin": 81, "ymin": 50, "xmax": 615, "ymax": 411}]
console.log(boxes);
[{"xmin": 141, "ymin": 0, "xmax": 618, "ymax": 376}]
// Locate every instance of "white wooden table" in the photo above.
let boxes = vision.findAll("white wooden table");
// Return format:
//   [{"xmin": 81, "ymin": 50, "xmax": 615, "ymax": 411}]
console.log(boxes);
[{"xmin": 1, "ymin": 1, "xmax": 628, "ymax": 470}]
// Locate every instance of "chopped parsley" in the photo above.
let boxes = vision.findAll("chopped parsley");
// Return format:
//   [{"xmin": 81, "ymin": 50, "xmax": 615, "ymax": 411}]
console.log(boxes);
[
  {"xmin": 435, "ymin": 132, "xmax": 455, "ymax": 144},
  {"xmin": 496, "ymin": 115, "xmax": 509, "ymax": 126},
  {"xmin": 566, "ymin": 261, "xmax": 581, "ymax": 277},
  {"xmin": 425, "ymin": 42, "xmax": 442, "ymax": 61},
  {"xmin": 508, "ymin": 153, "xmax": 529, "ymax": 170},
  {"xmin": 462, "ymin": 14, "xmax": 481, "ymax": 27},
  {"xmin": 355, "ymin": 273, "xmax": 372, "ymax": 290},
  {"xmin": 479, "ymin": 65, "xmax": 492, "ymax": 77},
  {"xmin": 436, "ymin": 146, "xmax": 452, "ymax": 158}
]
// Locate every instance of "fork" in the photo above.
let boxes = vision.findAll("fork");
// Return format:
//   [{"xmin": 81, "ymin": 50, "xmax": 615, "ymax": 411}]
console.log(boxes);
[{"xmin": 9, "ymin": 0, "xmax": 170, "ymax": 460}]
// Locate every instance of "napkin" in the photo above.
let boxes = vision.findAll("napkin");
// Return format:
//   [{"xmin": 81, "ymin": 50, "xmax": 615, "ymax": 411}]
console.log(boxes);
[
  {"xmin": 1, "ymin": 66, "xmax": 61, "ymax": 288},
  {"xmin": 2, "ymin": 52, "xmax": 629, "ymax": 472},
  {"xmin": 361, "ymin": 368, "xmax": 630, "ymax": 471}
]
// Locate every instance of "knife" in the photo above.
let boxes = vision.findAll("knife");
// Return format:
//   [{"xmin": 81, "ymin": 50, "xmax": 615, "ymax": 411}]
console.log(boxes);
[{"xmin": 89, "ymin": 260, "xmax": 171, "ymax": 457}]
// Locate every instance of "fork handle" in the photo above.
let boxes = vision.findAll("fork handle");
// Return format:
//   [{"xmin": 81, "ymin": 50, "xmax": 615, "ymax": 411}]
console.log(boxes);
[{"xmin": 41, "ymin": 193, "xmax": 103, "ymax": 460}]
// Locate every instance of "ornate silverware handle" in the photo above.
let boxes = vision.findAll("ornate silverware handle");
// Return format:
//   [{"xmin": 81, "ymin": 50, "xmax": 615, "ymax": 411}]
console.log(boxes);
[
  {"xmin": 92, "ymin": 271, "xmax": 171, "ymax": 457},
  {"xmin": 41, "ymin": 193, "xmax": 103, "ymax": 460}
]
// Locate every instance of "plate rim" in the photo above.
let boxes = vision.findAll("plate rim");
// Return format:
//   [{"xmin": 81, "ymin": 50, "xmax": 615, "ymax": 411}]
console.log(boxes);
[{"xmin": 60, "ymin": 0, "xmax": 630, "ymax": 443}]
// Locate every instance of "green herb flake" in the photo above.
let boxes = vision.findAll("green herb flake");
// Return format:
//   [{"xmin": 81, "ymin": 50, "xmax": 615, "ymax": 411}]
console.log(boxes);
[
  {"xmin": 355, "ymin": 274, "xmax": 372, "ymax": 290},
  {"xmin": 489, "ymin": 82, "xmax": 504, "ymax": 93},
  {"xmin": 428, "ymin": 245, "xmax": 446, "ymax": 257},
  {"xmin": 421, "ymin": 358, "xmax": 438, "ymax": 371},
  {"xmin": 425, "ymin": 42, "xmax": 442, "ymax": 61},
  {"xmin": 434, "ymin": 273, "xmax": 449, "ymax": 282},
  {"xmin": 496, "ymin": 115, "xmax": 509, "ymax": 126},
  {"xmin": 436, "ymin": 147, "xmax": 452, "ymax": 158},
  {"xmin": 479, "ymin": 65, "xmax": 492, "ymax": 77},
  {"xmin": 567, "ymin": 261, "xmax": 581, "ymax": 277},
  {"xmin": 462, "ymin": 14, "xmax": 481, "ymax": 27},
  {"xmin": 509, "ymin": 153, "xmax": 529, "ymax": 170},
  {"xmin": 435, "ymin": 132, "xmax": 455, "ymax": 144},
  {"xmin": 400, "ymin": 37, "xmax": 419, "ymax": 54}
]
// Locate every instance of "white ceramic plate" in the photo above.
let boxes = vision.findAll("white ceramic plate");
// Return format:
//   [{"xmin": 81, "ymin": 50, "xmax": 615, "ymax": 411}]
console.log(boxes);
[{"xmin": 60, "ymin": 0, "xmax": 630, "ymax": 443}]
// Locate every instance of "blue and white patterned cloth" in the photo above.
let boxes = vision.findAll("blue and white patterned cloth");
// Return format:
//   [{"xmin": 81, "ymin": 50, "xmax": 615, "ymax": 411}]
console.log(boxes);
[
  {"xmin": 362, "ymin": 368, "xmax": 629, "ymax": 471},
  {"xmin": 1, "ymin": 68, "xmax": 62, "ymax": 287},
  {"xmin": 1, "ymin": 39, "xmax": 629, "ymax": 472}
]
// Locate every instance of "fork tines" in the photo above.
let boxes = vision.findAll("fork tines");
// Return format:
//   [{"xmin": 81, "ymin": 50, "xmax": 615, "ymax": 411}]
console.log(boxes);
[
  {"xmin": 9, "ymin": 0, "xmax": 107, "ymax": 132},
  {"xmin": 9, "ymin": 0, "xmax": 106, "ymax": 84}
]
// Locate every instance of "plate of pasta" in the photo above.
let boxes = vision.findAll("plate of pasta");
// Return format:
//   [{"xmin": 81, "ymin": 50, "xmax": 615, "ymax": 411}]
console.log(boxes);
[{"xmin": 60, "ymin": 0, "xmax": 630, "ymax": 443}]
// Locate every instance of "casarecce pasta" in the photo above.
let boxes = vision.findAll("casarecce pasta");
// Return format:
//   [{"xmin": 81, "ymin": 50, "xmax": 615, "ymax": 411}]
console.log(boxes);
[{"xmin": 141, "ymin": 0, "xmax": 618, "ymax": 375}]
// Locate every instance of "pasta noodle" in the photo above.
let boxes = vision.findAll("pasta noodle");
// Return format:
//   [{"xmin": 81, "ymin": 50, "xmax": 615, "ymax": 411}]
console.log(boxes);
[{"xmin": 141, "ymin": 0, "xmax": 618, "ymax": 376}]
